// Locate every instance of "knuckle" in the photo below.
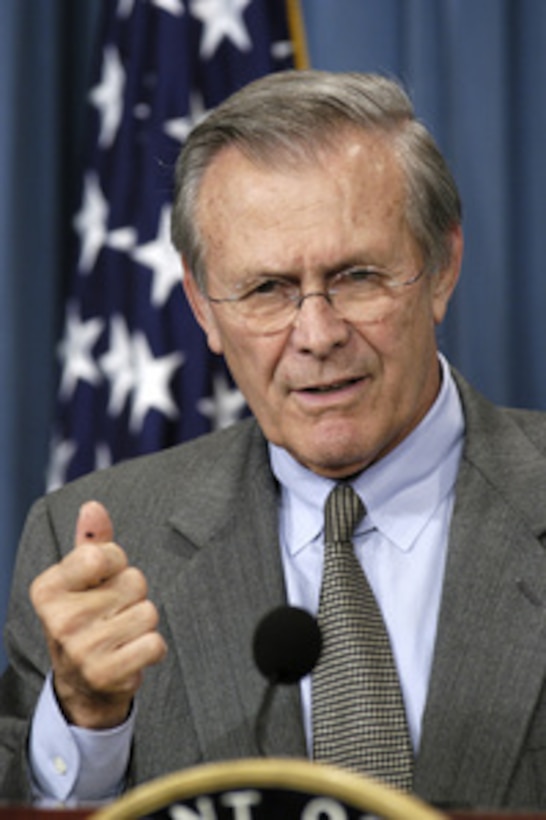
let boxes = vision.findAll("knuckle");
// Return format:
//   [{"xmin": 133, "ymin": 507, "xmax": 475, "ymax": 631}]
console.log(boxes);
[
  {"xmin": 38, "ymin": 599, "xmax": 79, "ymax": 645},
  {"xmin": 143, "ymin": 631, "xmax": 168, "ymax": 663},
  {"xmin": 79, "ymin": 648, "xmax": 119, "ymax": 692},
  {"xmin": 139, "ymin": 598, "xmax": 159, "ymax": 628},
  {"xmin": 30, "ymin": 567, "xmax": 60, "ymax": 610},
  {"xmin": 29, "ymin": 576, "xmax": 48, "ymax": 609},
  {"xmin": 123, "ymin": 566, "xmax": 148, "ymax": 599},
  {"xmin": 47, "ymin": 608, "xmax": 71, "ymax": 642},
  {"xmin": 77, "ymin": 543, "xmax": 110, "ymax": 576}
]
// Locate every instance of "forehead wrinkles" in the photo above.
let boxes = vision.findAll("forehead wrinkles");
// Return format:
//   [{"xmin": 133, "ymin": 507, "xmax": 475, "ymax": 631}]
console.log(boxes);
[{"xmin": 196, "ymin": 134, "xmax": 410, "ymax": 273}]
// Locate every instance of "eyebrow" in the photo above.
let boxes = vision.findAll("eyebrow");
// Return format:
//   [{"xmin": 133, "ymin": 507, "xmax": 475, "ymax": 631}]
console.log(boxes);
[{"xmin": 239, "ymin": 254, "xmax": 387, "ymax": 282}]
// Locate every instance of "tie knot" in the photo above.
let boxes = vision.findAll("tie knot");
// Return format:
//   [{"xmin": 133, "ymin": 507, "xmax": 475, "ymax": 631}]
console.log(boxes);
[{"xmin": 324, "ymin": 484, "xmax": 365, "ymax": 545}]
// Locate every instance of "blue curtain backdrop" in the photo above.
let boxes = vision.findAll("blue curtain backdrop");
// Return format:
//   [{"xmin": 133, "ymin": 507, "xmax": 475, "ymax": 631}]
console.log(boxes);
[{"xmin": 1, "ymin": 0, "xmax": 545, "ymax": 668}]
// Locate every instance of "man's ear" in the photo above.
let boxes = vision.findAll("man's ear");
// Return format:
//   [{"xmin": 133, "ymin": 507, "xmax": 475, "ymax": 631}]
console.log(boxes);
[
  {"xmin": 432, "ymin": 225, "xmax": 463, "ymax": 325},
  {"xmin": 181, "ymin": 261, "xmax": 224, "ymax": 354}
]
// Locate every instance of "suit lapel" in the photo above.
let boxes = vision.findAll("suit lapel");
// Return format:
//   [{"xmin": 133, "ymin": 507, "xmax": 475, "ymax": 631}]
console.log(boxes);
[
  {"xmin": 415, "ymin": 376, "xmax": 546, "ymax": 807},
  {"xmin": 158, "ymin": 431, "xmax": 306, "ymax": 762}
]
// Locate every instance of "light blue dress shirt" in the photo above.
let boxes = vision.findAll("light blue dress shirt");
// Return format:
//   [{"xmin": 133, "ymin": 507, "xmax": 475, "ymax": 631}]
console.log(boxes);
[
  {"xmin": 30, "ymin": 672, "xmax": 134, "ymax": 805},
  {"xmin": 30, "ymin": 354, "xmax": 464, "ymax": 804},
  {"xmin": 270, "ymin": 354, "xmax": 465, "ymax": 752}
]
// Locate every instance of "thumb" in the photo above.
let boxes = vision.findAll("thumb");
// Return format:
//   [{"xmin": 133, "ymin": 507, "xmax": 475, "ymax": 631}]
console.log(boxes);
[{"xmin": 74, "ymin": 500, "xmax": 115, "ymax": 548}]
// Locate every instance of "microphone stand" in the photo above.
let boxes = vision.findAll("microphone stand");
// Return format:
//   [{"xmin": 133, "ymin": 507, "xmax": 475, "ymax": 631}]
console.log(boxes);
[{"xmin": 254, "ymin": 676, "xmax": 279, "ymax": 756}]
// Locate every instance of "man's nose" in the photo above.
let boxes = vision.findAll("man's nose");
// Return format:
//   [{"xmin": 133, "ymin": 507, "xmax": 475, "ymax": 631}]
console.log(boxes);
[
  {"xmin": 295, "ymin": 290, "xmax": 333, "ymax": 310},
  {"xmin": 291, "ymin": 291, "xmax": 350, "ymax": 356}
]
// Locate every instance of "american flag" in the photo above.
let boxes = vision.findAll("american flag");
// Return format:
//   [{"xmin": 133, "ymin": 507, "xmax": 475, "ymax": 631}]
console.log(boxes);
[{"xmin": 47, "ymin": 0, "xmax": 306, "ymax": 490}]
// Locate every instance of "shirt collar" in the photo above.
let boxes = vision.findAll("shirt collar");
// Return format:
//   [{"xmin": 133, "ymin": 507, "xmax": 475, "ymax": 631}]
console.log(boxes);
[{"xmin": 269, "ymin": 354, "xmax": 465, "ymax": 555}]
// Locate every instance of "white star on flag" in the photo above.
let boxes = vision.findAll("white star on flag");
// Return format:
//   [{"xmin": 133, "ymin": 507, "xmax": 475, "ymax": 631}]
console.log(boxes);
[
  {"xmin": 46, "ymin": 436, "xmax": 78, "ymax": 492},
  {"xmin": 152, "ymin": 0, "xmax": 185, "ymax": 15},
  {"xmin": 89, "ymin": 45, "xmax": 126, "ymax": 148},
  {"xmin": 132, "ymin": 206, "xmax": 183, "ymax": 307},
  {"xmin": 197, "ymin": 370, "xmax": 247, "ymax": 430},
  {"xmin": 107, "ymin": 227, "xmax": 138, "ymax": 252},
  {"xmin": 99, "ymin": 315, "xmax": 135, "ymax": 416},
  {"xmin": 57, "ymin": 304, "xmax": 104, "ymax": 400},
  {"xmin": 164, "ymin": 91, "xmax": 208, "ymax": 143},
  {"xmin": 73, "ymin": 172, "xmax": 109, "ymax": 274},
  {"xmin": 95, "ymin": 443, "xmax": 113, "ymax": 472},
  {"xmin": 190, "ymin": 0, "xmax": 252, "ymax": 59},
  {"xmin": 117, "ymin": 0, "xmax": 136, "ymax": 17},
  {"xmin": 130, "ymin": 333, "xmax": 185, "ymax": 432}
]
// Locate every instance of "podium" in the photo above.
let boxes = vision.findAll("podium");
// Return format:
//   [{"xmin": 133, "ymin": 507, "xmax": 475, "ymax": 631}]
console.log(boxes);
[
  {"xmin": 91, "ymin": 758, "xmax": 444, "ymax": 819},
  {"xmin": 0, "ymin": 810, "xmax": 544, "ymax": 820},
  {"xmin": 2, "ymin": 759, "xmax": 546, "ymax": 820},
  {"xmin": 0, "ymin": 810, "xmax": 88, "ymax": 819}
]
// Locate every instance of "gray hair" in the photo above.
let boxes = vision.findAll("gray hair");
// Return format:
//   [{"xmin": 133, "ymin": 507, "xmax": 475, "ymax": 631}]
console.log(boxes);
[{"xmin": 171, "ymin": 69, "xmax": 462, "ymax": 288}]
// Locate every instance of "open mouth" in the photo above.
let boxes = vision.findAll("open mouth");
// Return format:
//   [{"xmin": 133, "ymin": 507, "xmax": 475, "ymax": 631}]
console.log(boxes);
[{"xmin": 303, "ymin": 377, "xmax": 362, "ymax": 394}]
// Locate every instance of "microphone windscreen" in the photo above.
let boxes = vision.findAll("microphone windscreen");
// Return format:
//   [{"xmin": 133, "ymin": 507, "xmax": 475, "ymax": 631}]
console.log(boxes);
[{"xmin": 253, "ymin": 605, "xmax": 322, "ymax": 685}]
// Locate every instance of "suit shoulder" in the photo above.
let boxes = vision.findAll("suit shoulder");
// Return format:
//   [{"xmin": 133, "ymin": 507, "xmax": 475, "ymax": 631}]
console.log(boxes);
[
  {"xmin": 51, "ymin": 417, "xmax": 262, "ymax": 496},
  {"xmin": 42, "ymin": 418, "xmax": 265, "ymax": 534},
  {"xmin": 502, "ymin": 406, "xmax": 546, "ymax": 454},
  {"xmin": 453, "ymin": 368, "xmax": 546, "ymax": 452}
]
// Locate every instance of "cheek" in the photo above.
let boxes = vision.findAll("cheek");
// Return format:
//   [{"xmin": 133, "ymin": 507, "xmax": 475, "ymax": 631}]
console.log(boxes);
[
  {"xmin": 359, "ymin": 308, "xmax": 415, "ymax": 369},
  {"xmin": 369, "ymin": 299, "xmax": 437, "ymax": 394},
  {"xmin": 218, "ymin": 331, "xmax": 283, "ymax": 408},
  {"xmin": 393, "ymin": 312, "xmax": 440, "ymax": 407}
]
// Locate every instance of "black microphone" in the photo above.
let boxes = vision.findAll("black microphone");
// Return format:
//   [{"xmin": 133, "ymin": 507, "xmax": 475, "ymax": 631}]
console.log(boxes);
[{"xmin": 252, "ymin": 605, "xmax": 322, "ymax": 755}]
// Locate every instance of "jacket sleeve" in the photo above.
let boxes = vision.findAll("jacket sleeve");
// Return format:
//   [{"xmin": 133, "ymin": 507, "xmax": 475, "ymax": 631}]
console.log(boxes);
[{"xmin": 0, "ymin": 496, "xmax": 64, "ymax": 801}]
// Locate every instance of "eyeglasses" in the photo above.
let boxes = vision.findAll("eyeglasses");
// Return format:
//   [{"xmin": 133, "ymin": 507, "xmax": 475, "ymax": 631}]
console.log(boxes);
[{"xmin": 206, "ymin": 266, "xmax": 427, "ymax": 335}]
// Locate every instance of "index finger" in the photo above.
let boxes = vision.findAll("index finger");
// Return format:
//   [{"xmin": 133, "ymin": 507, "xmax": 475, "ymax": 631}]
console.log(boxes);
[{"xmin": 31, "ymin": 539, "xmax": 129, "ymax": 603}]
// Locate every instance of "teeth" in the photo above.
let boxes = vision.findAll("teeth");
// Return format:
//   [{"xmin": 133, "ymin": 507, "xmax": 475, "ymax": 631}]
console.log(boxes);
[{"xmin": 310, "ymin": 381, "xmax": 349, "ymax": 393}]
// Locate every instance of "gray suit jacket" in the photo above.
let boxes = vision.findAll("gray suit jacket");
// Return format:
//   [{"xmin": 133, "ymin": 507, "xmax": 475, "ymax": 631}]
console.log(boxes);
[{"xmin": 2, "ymin": 370, "xmax": 546, "ymax": 808}]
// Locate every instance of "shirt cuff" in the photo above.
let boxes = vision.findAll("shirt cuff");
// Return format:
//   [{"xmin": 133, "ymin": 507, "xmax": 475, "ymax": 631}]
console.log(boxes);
[{"xmin": 29, "ymin": 672, "xmax": 134, "ymax": 805}]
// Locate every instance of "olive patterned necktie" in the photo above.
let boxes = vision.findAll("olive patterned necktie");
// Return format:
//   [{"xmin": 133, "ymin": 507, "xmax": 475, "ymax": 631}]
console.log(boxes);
[{"xmin": 312, "ymin": 483, "xmax": 414, "ymax": 791}]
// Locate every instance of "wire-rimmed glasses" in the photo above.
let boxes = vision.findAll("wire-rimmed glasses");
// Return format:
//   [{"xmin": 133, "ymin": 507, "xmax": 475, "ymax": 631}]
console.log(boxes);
[{"xmin": 206, "ymin": 266, "xmax": 427, "ymax": 335}]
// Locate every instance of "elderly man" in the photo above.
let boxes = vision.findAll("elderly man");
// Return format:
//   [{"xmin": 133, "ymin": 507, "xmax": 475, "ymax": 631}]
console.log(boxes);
[{"xmin": 2, "ymin": 70, "xmax": 546, "ymax": 809}]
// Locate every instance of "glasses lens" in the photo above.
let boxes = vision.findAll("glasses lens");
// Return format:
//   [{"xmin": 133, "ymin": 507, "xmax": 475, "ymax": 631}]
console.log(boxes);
[
  {"xmin": 332, "ymin": 276, "xmax": 394, "ymax": 324},
  {"xmin": 236, "ymin": 296, "xmax": 295, "ymax": 335}
]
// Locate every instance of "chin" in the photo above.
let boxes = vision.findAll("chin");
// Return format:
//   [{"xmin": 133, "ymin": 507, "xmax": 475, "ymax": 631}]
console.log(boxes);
[{"xmin": 288, "ymin": 436, "xmax": 373, "ymax": 479}]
